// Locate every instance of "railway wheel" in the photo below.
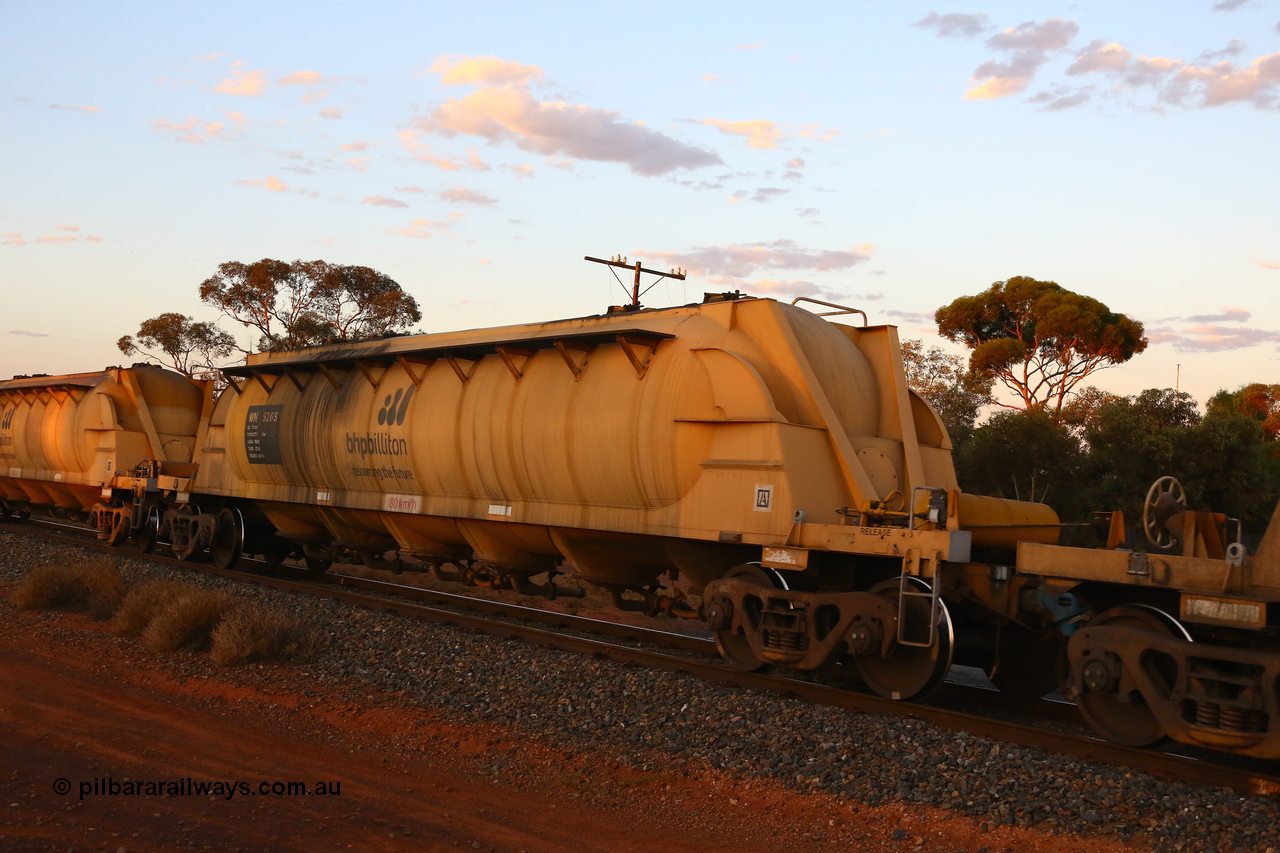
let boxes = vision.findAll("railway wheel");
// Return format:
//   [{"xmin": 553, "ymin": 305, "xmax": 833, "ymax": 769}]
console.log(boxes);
[
  {"xmin": 1075, "ymin": 605, "xmax": 1190, "ymax": 747},
  {"xmin": 985, "ymin": 629, "xmax": 1065, "ymax": 700},
  {"xmin": 712, "ymin": 563, "xmax": 786, "ymax": 673},
  {"xmin": 260, "ymin": 542, "xmax": 294, "ymax": 573},
  {"xmin": 210, "ymin": 507, "xmax": 245, "ymax": 570},
  {"xmin": 132, "ymin": 507, "xmax": 159, "ymax": 554},
  {"xmin": 303, "ymin": 556, "xmax": 333, "ymax": 576},
  {"xmin": 854, "ymin": 577, "xmax": 954, "ymax": 701}
]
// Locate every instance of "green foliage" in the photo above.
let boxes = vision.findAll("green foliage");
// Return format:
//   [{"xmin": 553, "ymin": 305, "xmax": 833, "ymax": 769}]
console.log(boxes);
[
  {"xmin": 198, "ymin": 259, "xmax": 421, "ymax": 352},
  {"xmin": 117, "ymin": 313, "xmax": 236, "ymax": 377},
  {"xmin": 1076, "ymin": 389, "xmax": 1201, "ymax": 524},
  {"xmin": 954, "ymin": 385, "xmax": 1280, "ymax": 536},
  {"xmin": 957, "ymin": 408, "xmax": 1084, "ymax": 508},
  {"xmin": 935, "ymin": 276, "xmax": 1147, "ymax": 412},
  {"xmin": 1207, "ymin": 383, "xmax": 1280, "ymax": 441},
  {"xmin": 900, "ymin": 339, "xmax": 994, "ymax": 446}
]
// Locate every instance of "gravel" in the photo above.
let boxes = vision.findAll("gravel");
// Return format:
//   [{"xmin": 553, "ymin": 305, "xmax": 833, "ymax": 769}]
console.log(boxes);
[{"xmin": 3, "ymin": 527, "xmax": 1278, "ymax": 853}]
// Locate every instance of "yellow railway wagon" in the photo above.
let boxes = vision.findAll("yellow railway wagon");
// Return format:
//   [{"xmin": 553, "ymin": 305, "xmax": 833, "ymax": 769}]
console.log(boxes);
[{"xmin": 7, "ymin": 290, "xmax": 1280, "ymax": 759}]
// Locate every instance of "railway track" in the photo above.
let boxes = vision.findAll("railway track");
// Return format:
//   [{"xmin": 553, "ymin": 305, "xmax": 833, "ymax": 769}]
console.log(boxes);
[{"xmin": 4, "ymin": 515, "xmax": 1279, "ymax": 798}]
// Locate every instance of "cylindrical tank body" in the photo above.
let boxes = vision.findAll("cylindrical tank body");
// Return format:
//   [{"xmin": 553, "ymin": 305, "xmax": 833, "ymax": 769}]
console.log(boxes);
[
  {"xmin": 0, "ymin": 366, "xmax": 205, "ymax": 510},
  {"xmin": 211, "ymin": 296, "xmax": 1045, "ymax": 587}
]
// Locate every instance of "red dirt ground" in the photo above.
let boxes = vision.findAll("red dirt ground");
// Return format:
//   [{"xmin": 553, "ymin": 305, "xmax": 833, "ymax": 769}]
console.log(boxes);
[{"xmin": 0, "ymin": 598, "xmax": 1145, "ymax": 852}]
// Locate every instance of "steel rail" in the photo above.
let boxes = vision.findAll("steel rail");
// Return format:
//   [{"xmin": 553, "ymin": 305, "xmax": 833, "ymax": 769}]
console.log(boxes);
[
  {"xmin": 4, "ymin": 519, "xmax": 1279, "ymax": 797},
  {"xmin": 326, "ymin": 571, "xmax": 715, "ymax": 656}
]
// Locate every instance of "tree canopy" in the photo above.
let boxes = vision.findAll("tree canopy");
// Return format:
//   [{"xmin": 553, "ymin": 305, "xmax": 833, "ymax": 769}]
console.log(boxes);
[
  {"xmin": 935, "ymin": 276, "xmax": 1147, "ymax": 412},
  {"xmin": 956, "ymin": 385, "xmax": 1280, "ymax": 539},
  {"xmin": 198, "ymin": 258, "xmax": 421, "ymax": 353},
  {"xmin": 1208, "ymin": 383, "xmax": 1280, "ymax": 440},
  {"xmin": 117, "ymin": 313, "xmax": 236, "ymax": 378},
  {"xmin": 900, "ymin": 339, "xmax": 993, "ymax": 446}
]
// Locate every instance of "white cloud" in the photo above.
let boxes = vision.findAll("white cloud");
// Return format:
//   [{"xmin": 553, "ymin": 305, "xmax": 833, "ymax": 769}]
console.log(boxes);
[
  {"xmin": 279, "ymin": 70, "xmax": 324, "ymax": 86},
  {"xmin": 430, "ymin": 55, "xmax": 544, "ymax": 87},
  {"xmin": 9, "ymin": 329, "xmax": 50, "ymax": 337},
  {"xmin": 237, "ymin": 175, "xmax": 292, "ymax": 193},
  {"xmin": 703, "ymin": 119, "xmax": 783, "ymax": 149},
  {"xmin": 966, "ymin": 18, "xmax": 1080, "ymax": 100},
  {"xmin": 418, "ymin": 56, "xmax": 722, "ymax": 176},
  {"xmin": 440, "ymin": 187, "xmax": 498, "ymax": 206},
  {"xmin": 1067, "ymin": 40, "xmax": 1133, "ymax": 76},
  {"xmin": 3, "ymin": 227, "xmax": 103, "ymax": 246},
  {"xmin": 911, "ymin": 11, "xmax": 990, "ymax": 38},
  {"xmin": 214, "ymin": 62, "xmax": 268, "ymax": 97},
  {"xmin": 151, "ymin": 113, "xmax": 244, "ymax": 143},
  {"xmin": 1063, "ymin": 40, "xmax": 1280, "ymax": 109},
  {"xmin": 635, "ymin": 239, "xmax": 874, "ymax": 278},
  {"xmin": 48, "ymin": 104, "xmax": 101, "ymax": 114},
  {"xmin": 1150, "ymin": 324, "xmax": 1280, "ymax": 352},
  {"xmin": 392, "ymin": 218, "xmax": 449, "ymax": 239},
  {"xmin": 1184, "ymin": 307, "xmax": 1251, "ymax": 322},
  {"xmin": 734, "ymin": 42, "xmax": 764, "ymax": 51}
]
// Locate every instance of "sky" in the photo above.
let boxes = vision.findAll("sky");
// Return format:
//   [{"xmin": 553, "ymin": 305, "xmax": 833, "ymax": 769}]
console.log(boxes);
[{"xmin": 2, "ymin": 1, "xmax": 1278, "ymax": 407}]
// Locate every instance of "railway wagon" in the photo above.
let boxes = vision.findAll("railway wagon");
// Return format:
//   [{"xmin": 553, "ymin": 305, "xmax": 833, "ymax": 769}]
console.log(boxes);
[{"xmin": 4, "ymin": 291, "xmax": 1280, "ymax": 760}]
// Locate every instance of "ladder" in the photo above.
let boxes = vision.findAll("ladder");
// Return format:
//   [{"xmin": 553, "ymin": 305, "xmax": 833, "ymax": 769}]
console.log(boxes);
[{"xmin": 896, "ymin": 559, "xmax": 941, "ymax": 648}]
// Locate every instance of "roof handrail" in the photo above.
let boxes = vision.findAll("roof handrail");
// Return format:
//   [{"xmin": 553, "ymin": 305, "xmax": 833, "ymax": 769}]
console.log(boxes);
[{"xmin": 790, "ymin": 297, "xmax": 868, "ymax": 326}]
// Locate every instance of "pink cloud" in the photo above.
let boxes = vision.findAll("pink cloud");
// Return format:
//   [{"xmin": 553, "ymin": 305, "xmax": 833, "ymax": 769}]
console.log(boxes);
[
  {"xmin": 703, "ymin": 119, "xmax": 784, "ymax": 149},
  {"xmin": 912, "ymin": 12, "xmax": 990, "ymax": 39},
  {"xmin": 279, "ymin": 70, "xmax": 323, "ymax": 86},
  {"xmin": 1152, "ymin": 324, "xmax": 1280, "ymax": 352},
  {"xmin": 362, "ymin": 195, "xmax": 409, "ymax": 208},
  {"xmin": 440, "ymin": 187, "xmax": 497, "ymax": 206},
  {"xmin": 152, "ymin": 115, "xmax": 240, "ymax": 143},
  {"xmin": 48, "ymin": 104, "xmax": 101, "ymax": 114},
  {"xmin": 318, "ymin": 107, "xmax": 347, "ymax": 119},
  {"xmin": 964, "ymin": 18, "xmax": 1080, "ymax": 100},
  {"xmin": 397, "ymin": 130, "xmax": 463, "ymax": 170},
  {"xmin": 392, "ymin": 218, "xmax": 449, "ymax": 239},
  {"xmin": 734, "ymin": 42, "xmax": 764, "ymax": 51},
  {"xmin": 635, "ymin": 239, "xmax": 874, "ymax": 278},
  {"xmin": 419, "ymin": 79, "xmax": 721, "ymax": 176},
  {"xmin": 214, "ymin": 62, "xmax": 268, "ymax": 97},
  {"xmin": 237, "ymin": 176, "xmax": 290, "ymax": 192},
  {"xmin": 430, "ymin": 55, "xmax": 544, "ymax": 86}
]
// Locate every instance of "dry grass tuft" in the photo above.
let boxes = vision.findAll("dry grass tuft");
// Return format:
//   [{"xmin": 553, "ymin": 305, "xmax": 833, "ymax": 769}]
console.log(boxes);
[
  {"xmin": 209, "ymin": 604, "xmax": 324, "ymax": 666},
  {"xmin": 141, "ymin": 589, "xmax": 237, "ymax": 653},
  {"xmin": 11, "ymin": 561, "xmax": 124, "ymax": 620},
  {"xmin": 113, "ymin": 580, "xmax": 200, "ymax": 636}
]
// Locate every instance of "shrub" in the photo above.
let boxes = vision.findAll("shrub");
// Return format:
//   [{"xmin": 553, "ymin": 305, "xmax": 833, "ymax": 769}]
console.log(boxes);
[
  {"xmin": 142, "ymin": 589, "xmax": 237, "ymax": 653},
  {"xmin": 11, "ymin": 561, "xmax": 124, "ymax": 620},
  {"xmin": 113, "ymin": 580, "xmax": 199, "ymax": 636},
  {"xmin": 209, "ymin": 604, "xmax": 323, "ymax": 666}
]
